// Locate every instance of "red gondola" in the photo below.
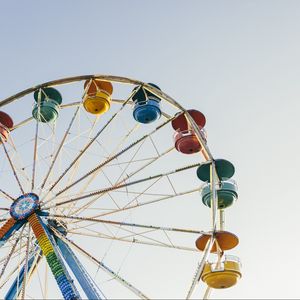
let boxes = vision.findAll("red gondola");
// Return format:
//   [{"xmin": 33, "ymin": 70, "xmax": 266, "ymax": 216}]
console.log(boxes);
[
  {"xmin": 171, "ymin": 109, "xmax": 206, "ymax": 154},
  {"xmin": 0, "ymin": 111, "xmax": 13, "ymax": 142}
]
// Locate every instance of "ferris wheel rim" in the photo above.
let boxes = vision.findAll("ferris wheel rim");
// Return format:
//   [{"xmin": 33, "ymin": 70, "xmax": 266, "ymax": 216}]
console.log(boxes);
[
  {"xmin": 0, "ymin": 72, "xmax": 242, "ymax": 300},
  {"xmin": 0, "ymin": 74, "xmax": 183, "ymax": 111},
  {"xmin": 0, "ymin": 74, "xmax": 220, "ymax": 300}
]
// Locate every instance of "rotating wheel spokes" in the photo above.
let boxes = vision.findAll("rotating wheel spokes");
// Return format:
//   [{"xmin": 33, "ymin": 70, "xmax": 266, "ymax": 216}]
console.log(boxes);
[{"xmin": 0, "ymin": 75, "xmax": 241, "ymax": 299}]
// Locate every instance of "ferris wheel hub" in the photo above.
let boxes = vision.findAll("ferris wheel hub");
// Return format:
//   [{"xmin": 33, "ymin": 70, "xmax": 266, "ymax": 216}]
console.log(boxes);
[{"xmin": 10, "ymin": 193, "xmax": 40, "ymax": 220}]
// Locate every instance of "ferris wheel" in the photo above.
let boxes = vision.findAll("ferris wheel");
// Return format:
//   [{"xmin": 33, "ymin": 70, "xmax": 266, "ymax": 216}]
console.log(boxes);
[{"xmin": 0, "ymin": 75, "xmax": 241, "ymax": 299}]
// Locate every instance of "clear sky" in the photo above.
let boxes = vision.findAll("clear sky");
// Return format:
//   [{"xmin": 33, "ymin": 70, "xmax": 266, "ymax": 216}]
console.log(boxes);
[{"xmin": 0, "ymin": 0, "xmax": 300, "ymax": 299}]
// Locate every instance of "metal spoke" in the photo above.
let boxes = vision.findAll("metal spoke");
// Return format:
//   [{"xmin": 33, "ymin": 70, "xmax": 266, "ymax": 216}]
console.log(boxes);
[
  {"xmin": 105, "ymin": 157, "xmax": 156, "ymax": 167},
  {"xmin": 62, "ymin": 146, "xmax": 174, "ymax": 218},
  {"xmin": 7, "ymin": 137, "xmax": 32, "ymax": 187},
  {"xmin": 54, "ymin": 118, "xmax": 102, "ymax": 216},
  {"xmin": 31, "ymin": 121, "xmax": 39, "ymax": 191},
  {"xmin": 69, "ymin": 230, "xmax": 198, "ymax": 252},
  {"xmin": 107, "ymin": 226, "xmax": 174, "ymax": 248},
  {"xmin": 48, "ymin": 214, "xmax": 208, "ymax": 235},
  {"xmin": 113, "ymin": 138, "xmax": 147, "ymax": 186},
  {"xmin": 11, "ymin": 117, "xmax": 34, "ymax": 132},
  {"xmin": 121, "ymin": 176, "xmax": 162, "ymax": 210},
  {"xmin": 44, "ymin": 262, "xmax": 49, "ymax": 299},
  {"xmin": 16, "ymin": 226, "xmax": 26, "ymax": 297},
  {"xmin": 0, "ymin": 255, "xmax": 26, "ymax": 289},
  {"xmin": 43, "ymin": 162, "xmax": 204, "ymax": 210},
  {"xmin": 0, "ymin": 242, "xmax": 26, "ymax": 264},
  {"xmin": 1, "ymin": 137, "xmax": 24, "ymax": 194},
  {"xmin": 26, "ymin": 248, "xmax": 43, "ymax": 286},
  {"xmin": 31, "ymin": 88, "xmax": 43, "ymax": 191},
  {"xmin": 21, "ymin": 225, "xmax": 31, "ymax": 300},
  {"xmin": 45, "ymin": 87, "xmax": 139, "ymax": 197},
  {"xmin": 55, "ymin": 188, "xmax": 200, "ymax": 228},
  {"xmin": 0, "ymin": 189, "xmax": 15, "ymax": 201},
  {"xmin": 104, "ymin": 223, "xmax": 175, "ymax": 247},
  {"xmin": 52, "ymin": 116, "xmax": 174, "ymax": 201},
  {"xmin": 40, "ymin": 89, "xmax": 87, "ymax": 190},
  {"xmin": 69, "ymin": 225, "xmax": 182, "ymax": 252},
  {"xmin": 0, "ymin": 225, "xmax": 25, "ymax": 280}
]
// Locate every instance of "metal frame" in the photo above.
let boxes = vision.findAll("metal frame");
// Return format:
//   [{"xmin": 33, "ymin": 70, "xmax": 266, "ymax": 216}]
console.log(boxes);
[{"xmin": 0, "ymin": 74, "xmax": 228, "ymax": 300}]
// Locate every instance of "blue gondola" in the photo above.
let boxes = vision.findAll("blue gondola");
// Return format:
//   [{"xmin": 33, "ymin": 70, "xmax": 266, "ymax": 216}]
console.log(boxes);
[{"xmin": 132, "ymin": 83, "xmax": 161, "ymax": 124}]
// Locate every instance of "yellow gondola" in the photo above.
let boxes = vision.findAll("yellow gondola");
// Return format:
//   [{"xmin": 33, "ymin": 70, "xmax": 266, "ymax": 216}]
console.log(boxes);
[
  {"xmin": 83, "ymin": 79, "xmax": 113, "ymax": 115},
  {"xmin": 201, "ymin": 255, "xmax": 242, "ymax": 289}
]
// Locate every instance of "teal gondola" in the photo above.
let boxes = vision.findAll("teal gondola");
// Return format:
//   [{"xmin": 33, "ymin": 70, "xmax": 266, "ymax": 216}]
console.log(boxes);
[
  {"xmin": 32, "ymin": 87, "xmax": 62, "ymax": 123},
  {"xmin": 201, "ymin": 180, "xmax": 238, "ymax": 209}
]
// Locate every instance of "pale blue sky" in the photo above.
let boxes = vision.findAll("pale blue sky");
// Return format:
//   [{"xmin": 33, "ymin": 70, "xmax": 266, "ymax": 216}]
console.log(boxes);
[{"xmin": 0, "ymin": 1, "xmax": 300, "ymax": 299}]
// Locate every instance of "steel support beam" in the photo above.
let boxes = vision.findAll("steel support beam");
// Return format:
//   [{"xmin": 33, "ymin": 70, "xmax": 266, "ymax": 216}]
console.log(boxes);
[{"xmin": 57, "ymin": 237, "xmax": 105, "ymax": 300}]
